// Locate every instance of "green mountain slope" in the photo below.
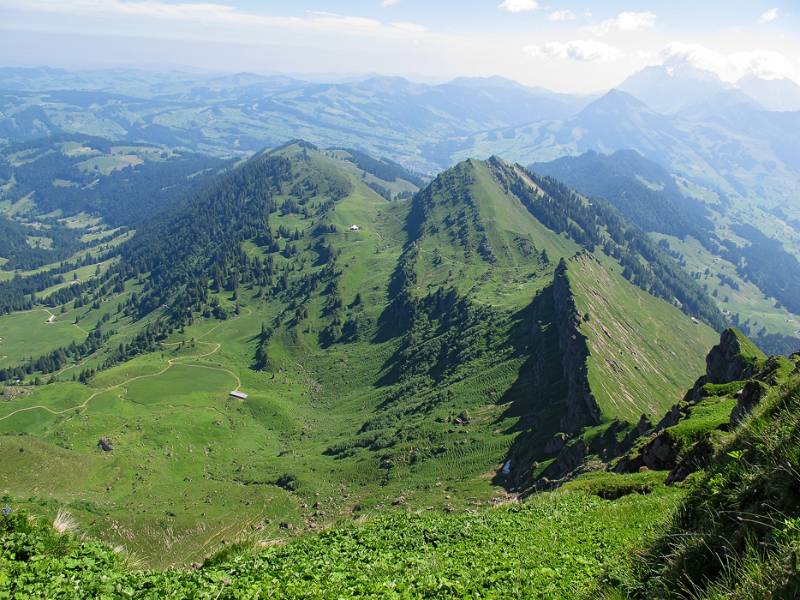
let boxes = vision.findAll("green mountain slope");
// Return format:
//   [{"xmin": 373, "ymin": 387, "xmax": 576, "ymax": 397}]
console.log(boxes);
[
  {"xmin": 402, "ymin": 158, "xmax": 577, "ymax": 307},
  {"xmin": 531, "ymin": 149, "xmax": 800, "ymax": 354},
  {"xmin": 566, "ymin": 252, "xmax": 717, "ymax": 422},
  {"xmin": 0, "ymin": 144, "xmax": 722, "ymax": 565},
  {"xmin": 502, "ymin": 252, "xmax": 717, "ymax": 489},
  {"xmin": 3, "ymin": 330, "xmax": 797, "ymax": 598}
]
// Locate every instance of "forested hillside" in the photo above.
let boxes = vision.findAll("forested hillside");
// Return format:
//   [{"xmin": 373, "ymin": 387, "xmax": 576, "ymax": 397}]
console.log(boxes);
[
  {"xmin": 0, "ymin": 135, "xmax": 228, "ymax": 226},
  {"xmin": 0, "ymin": 142, "xmax": 727, "ymax": 568},
  {"xmin": 0, "ymin": 134, "xmax": 229, "ymax": 303}
]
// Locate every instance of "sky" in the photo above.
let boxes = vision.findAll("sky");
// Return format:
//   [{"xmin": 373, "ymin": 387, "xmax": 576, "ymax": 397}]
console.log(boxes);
[{"xmin": 1, "ymin": 0, "xmax": 799, "ymax": 92}]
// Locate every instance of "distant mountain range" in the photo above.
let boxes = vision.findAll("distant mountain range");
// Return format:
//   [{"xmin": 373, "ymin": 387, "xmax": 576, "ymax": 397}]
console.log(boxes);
[
  {"xmin": 2, "ymin": 66, "xmax": 798, "ymax": 220},
  {"xmin": 0, "ymin": 67, "xmax": 593, "ymax": 172}
]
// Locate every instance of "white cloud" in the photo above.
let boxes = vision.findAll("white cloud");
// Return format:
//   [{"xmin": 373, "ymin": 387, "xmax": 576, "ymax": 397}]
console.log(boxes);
[
  {"xmin": 391, "ymin": 21, "xmax": 426, "ymax": 33},
  {"xmin": 548, "ymin": 9, "xmax": 575, "ymax": 21},
  {"xmin": 498, "ymin": 0, "xmax": 539, "ymax": 13},
  {"xmin": 589, "ymin": 11, "xmax": 656, "ymax": 35},
  {"xmin": 382, "ymin": 0, "xmax": 399, "ymax": 7},
  {"xmin": 660, "ymin": 43, "xmax": 798, "ymax": 82},
  {"xmin": 0, "ymin": 0, "xmax": 429, "ymax": 40},
  {"xmin": 660, "ymin": 43, "xmax": 729, "ymax": 74},
  {"xmin": 729, "ymin": 50, "xmax": 796, "ymax": 80},
  {"xmin": 758, "ymin": 8, "xmax": 778, "ymax": 23},
  {"xmin": 524, "ymin": 39, "xmax": 622, "ymax": 62}
]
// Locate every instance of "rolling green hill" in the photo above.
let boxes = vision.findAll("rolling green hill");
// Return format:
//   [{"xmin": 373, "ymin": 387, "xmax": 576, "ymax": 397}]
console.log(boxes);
[
  {"xmin": 0, "ymin": 143, "xmax": 724, "ymax": 567},
  {"xmin": 3, "ymin": 330, "xmax": 796, "ymax": 598}
]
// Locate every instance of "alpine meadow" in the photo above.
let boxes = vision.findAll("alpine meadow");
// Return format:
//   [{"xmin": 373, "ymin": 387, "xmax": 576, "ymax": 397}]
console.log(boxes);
[{"xmin": 1, "ymin": 2, "xmax": 800, "ymax": 598}]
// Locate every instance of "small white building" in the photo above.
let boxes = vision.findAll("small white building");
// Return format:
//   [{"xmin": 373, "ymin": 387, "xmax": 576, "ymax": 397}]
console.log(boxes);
[
  {"xmin": 229, "ymin": 390, "xmax": 248, "ymax": 400},
  {"xmin": 46, "ymin": 315, "xmax": 56, "ymax": 324},
  {"xmin": 349, "ymin": 224, "xmax": 360, "ymax": 231}
]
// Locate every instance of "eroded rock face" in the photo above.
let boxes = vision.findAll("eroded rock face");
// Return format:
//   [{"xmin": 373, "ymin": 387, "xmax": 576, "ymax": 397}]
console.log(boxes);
[
  {"xmin": 655, "ymin": 404, "xmax": 682, "ymax": 431},
  {"xmin": 640, "ymin": 433, "xmax": 677, "ymax": 471},
  {"xmin": 552, "ymin": 259, "xmax": 601, "ymax": 432}
]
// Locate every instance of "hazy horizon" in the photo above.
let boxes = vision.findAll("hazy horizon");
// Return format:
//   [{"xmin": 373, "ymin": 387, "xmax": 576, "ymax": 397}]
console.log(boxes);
[{"xmin": 2, "ymin": 1, "xmax": 799, "ymax": 94}]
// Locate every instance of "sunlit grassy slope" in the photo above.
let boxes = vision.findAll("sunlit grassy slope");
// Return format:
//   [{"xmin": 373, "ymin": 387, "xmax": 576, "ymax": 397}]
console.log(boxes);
[
  {"xmin": 566, "ymin": 253, "xmax": 718, "ymax": 421},
  {"xmin": 1, "ymin": 473, "xmax": 685, "ymax": 599},
  {"xmin": 0, "ymin": 145, "xmax": 718, "ymax": 566}
]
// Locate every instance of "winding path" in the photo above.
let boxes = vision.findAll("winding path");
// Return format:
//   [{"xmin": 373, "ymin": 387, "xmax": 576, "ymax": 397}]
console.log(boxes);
[{"xmin": 0, "ymin": 306, "xmax": 252, "ymax": 423}]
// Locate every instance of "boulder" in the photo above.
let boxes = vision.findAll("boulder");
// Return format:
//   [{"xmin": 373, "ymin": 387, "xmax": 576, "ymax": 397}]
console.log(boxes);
[{"xmin": 640, "ymin": 433, "xmax": 677, "ymax": 471}]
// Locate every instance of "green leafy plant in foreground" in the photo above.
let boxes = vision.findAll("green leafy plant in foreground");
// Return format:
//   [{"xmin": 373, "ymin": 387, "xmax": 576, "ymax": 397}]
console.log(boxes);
[{"xmin": 0, "ymin": 484, "xmax": 682, "ymax": 599}]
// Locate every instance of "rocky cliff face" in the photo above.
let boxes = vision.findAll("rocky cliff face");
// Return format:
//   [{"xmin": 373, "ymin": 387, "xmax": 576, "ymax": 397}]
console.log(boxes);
[
  {"xmin": 524, "ymin": 259, "xmax": 612, "ymax": 488},
  {"xmin": 705, "ymin": 329, "xmax": 761, "ymax": 383},
  {"xmin": 503, "ymin": 260, "xmax": 606, "ymax": 490},
  {"xmin": 552, "ymin": 258, "xmax": 601, "ymax": 432}
]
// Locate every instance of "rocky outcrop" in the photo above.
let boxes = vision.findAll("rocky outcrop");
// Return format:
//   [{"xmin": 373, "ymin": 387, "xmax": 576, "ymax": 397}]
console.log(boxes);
[
  {"xmin": 654, "ymin": 403, "xmax": 682, "ymax": 431},
  {"xmin": 706, "ymin": 329, "xmax": 759, "ymax": 383},
  {"xmin": 552, "ymin": 258, "xmax": 601, "ymax": 432},
  {"xmin": 552, "ymin": 439, "xmax": 588, "ymax": 475},
  {"xmin": 667, "ymin": 438, "xmax": 714, "ymax": 483},
  {"xmin": 730, "ymin": 380, "xmax": 769, "ymax": 425},
  {"xmin": 617, "ymin": 330, "xmax": 777, "ymax": 480},
  {"xmin": 686, "ymin": 328, "xmax": 763, "ymax": 401},
  {"xmin": 615, "ymin": 430, "xmax": 678, "ymax": 474},
  {"xmin": 617, "ymin": 415, "xmax": 653, "ymax": 452},
  {"xmin": 535, "ymin": 439, "xmax": 590, "ymax": 490},
  {"xmin": 541, "ymin": 417, "xmax": 650, "ymax": 484},
  {"xmin": 640, "ymin": 433, "xmax": 678, "ymax": 470}
]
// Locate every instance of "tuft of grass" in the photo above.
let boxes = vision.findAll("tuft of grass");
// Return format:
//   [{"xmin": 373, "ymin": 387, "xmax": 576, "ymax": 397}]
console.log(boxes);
[{"xmin": 52, "ymin": 509, "xmax": 78, "ymax": 535}]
